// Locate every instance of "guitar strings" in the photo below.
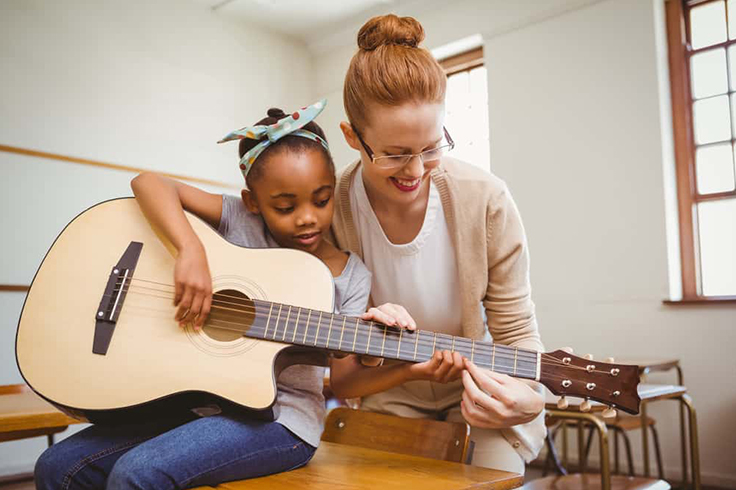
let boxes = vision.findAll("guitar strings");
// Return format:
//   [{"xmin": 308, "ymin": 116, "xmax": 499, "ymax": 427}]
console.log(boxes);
[{"xmin": 106, "ymin": 278, "xmax": 609, "ymax": 374}]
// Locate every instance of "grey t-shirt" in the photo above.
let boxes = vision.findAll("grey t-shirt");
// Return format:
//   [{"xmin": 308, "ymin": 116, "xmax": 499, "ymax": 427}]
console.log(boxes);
[{"xmin": 216, "ymin": 195, "xmax": 371, "ymax": 446}]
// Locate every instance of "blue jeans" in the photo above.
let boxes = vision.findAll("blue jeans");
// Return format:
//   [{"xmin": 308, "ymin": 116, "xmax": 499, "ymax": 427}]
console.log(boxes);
[{"xmin": 34, "ymin": 412, "xmax": 316, "ymax": 490}]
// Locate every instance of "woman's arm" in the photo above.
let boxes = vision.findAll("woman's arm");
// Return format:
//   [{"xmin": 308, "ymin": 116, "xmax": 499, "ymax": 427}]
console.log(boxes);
[{"xmin": 130, "ymin": 172, "xmax": 223, "ymax": 328}]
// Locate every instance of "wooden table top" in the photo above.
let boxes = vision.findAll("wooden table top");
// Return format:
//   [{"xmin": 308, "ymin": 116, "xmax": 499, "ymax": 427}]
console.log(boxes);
[
  {"xmin": 545, "ymin": 384, "xmax": 687, "ymax": 412},
  {"xmin": 0, "ymin": 385, "xmax": 81, "ymax": 433},
  {"xmin": 194, "ymin": 441, "xmax": 524, "ymax": 490}
]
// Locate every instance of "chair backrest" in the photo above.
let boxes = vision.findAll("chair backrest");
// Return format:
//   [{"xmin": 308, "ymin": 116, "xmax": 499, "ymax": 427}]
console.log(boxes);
[{"xmin": 321, "ymin": 407, "xmax": 471, "ymax": 463}]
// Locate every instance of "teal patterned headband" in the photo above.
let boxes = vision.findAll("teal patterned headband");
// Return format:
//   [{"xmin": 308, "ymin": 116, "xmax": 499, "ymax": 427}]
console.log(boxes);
[{"xmin": 218, "ymin": 99, "xmax": 329, "ymax": 180}]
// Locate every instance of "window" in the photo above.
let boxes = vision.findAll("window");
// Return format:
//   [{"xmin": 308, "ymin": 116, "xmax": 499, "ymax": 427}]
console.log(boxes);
[
  {"xmin": 439, "ymin": 47, "xmax": 491, "ymax": 172},
  {"xmin": 666, "ymin": 0, "xmax": 736, "ymax": 300}
]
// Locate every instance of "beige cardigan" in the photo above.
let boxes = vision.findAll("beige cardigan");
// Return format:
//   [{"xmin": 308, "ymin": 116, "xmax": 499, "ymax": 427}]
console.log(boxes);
[{"xmin": 331, "ymin": 157, "xmax": 546, "ymax": 461}]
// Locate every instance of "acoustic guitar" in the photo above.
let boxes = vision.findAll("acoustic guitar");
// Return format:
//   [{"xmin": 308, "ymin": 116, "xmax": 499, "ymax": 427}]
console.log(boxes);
[{"xmin": 15, "ymin": 198, "xmax": 641, "ymax": 423}]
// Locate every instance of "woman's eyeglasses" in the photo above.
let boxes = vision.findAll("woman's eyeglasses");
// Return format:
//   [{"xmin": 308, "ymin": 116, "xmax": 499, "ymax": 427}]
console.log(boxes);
[{"xmin": 353, "ymin": 126, "xmax": 455, "ymax": 169}]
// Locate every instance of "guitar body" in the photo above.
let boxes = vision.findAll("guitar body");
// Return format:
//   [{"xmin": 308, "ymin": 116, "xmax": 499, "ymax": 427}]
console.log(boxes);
[{"xmin": 16, "ymin": 198, "xmax": 335, "ymax": 422}]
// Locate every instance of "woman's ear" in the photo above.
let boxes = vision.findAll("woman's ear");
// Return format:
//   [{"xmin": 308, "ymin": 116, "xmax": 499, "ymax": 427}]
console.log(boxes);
[
  {"xmin": 340, "ymin": 121, "xmax": 362, "ymax": 152},
  {"xmin": 241, "ymin": 189, "xmax": 260, "ymax": 215}
]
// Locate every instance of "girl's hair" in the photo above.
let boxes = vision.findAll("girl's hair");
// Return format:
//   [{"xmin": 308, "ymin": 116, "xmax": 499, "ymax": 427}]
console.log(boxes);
[
  {"xmin": 343, "ymin": 14, "xmax": 447, "ymax": 130},
  {"xmin": 238, "ymin": 108, "xmax": 334, "ymax": 189}
]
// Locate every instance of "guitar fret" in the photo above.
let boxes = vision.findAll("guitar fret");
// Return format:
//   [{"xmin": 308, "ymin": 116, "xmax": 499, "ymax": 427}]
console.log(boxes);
[
  {"xmin": 381, "ymin": 325, "xmax": 387, "ymax": 357},
  {"xmin": 451, "ymin": 336, "xmax": 455, "ymax": 353},
  {"xmin": 413, "ymin": 330, "xmax": 419, "ymax": 360},
  {"xmin": 397, "ymin": 328, "xmax": 403, "ymax": 358},
  {"xmin": 352, "ymin": 318, "xmax": 359, "ymax": 352},
  {"xmin": 366, "ymin": 321, "xmax": 373, "ymax": 354},
  {"xmin": 339, "ymin": 316, "xmax": 347, "ymax": 351},
  {"xmin": 263, "ymin": 303, "xmax": 274, "ymax": 338},
  {"xmin": 513, "ymin": 347, "xmax": 518, "ymax": 376},
  {"xmin": 471, "ymin": 340, "xmax": 475, "ymax": 362},
  {"xmin": 327, "ymin": 315, "xmax": 335, "ymax": 349},
  {"xmin": 282, "ymin": 306, "xmax": 292, "ymax": 341},
  {"xmin": 274, "ymin": 304, "xmax": 283, "ymax": 339},
  {"xmin": 314, "ymin": 312, "xmax": 323, "ymax": 346},
  {"xmin": 303, "ymin": 310, "xmax": 311, "ymax": 344},
  {"xmin": 492, "ymin": 344, "xmax": 496, "ymax": 372},
  {"xmin": 292, "ymin": 308, "xmax": 301, "ymax": 343}
]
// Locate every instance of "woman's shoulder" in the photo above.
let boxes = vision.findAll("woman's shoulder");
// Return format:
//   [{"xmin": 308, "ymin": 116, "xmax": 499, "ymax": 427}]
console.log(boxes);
[{"xmin": 434, "ymin": 157, "xmax": 511, "ymax": 207}]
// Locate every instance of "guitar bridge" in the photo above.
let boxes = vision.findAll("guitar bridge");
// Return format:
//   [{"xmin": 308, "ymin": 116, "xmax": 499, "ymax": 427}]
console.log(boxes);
[{"xmin": 93, "ymin": 241, "xmax": 143, "ymax": 355}]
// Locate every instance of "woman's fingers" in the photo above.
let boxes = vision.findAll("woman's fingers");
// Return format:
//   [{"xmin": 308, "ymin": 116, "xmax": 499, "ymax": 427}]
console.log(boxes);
[
  {"xmin": 194, "ymin": 292, "xmax": 212, "ymax": 329},
  {"xmin": 464, "ymin": 360, "xmax": 514, "ymax": 405},
  {"xmin": 360, "ymin": 303, "xmax": 416, "ymax": 330}
]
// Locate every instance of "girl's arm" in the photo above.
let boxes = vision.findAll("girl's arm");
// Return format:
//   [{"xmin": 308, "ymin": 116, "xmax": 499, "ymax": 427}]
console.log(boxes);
[
  {"xmin": 329, "ymin": 304, "xmax": 464, "ymax": 399},
  {"xmin": 130, "ymin": 172, "xmax": 223, "ymax": 328}
]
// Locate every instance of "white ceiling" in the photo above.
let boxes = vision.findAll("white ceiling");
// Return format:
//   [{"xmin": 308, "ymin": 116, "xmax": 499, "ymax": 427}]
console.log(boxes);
[{"xmin": 190, "ymin": 0, "xmax": 397, "ymax": 45}]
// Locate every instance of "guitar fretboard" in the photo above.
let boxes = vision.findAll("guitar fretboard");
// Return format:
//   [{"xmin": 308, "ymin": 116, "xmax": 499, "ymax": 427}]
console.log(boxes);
[{"xmin": 242, "ymin": 299, "xmax": 539, "ymax": 380}]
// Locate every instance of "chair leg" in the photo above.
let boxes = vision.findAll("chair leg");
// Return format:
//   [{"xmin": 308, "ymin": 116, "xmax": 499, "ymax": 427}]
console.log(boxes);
[
  {"xmin": 613, "ymin": 427, "xmax": 620, "ymax": 475},
  {"xmin": 583, "ymin": 425, "xmax": 595, "ymax": 469},
  {"xmin": 543, "ymin": 425, "xmax": 568, "ymax": 476},
  {"xmin": 47, "ymin": 434, "xmax": 54, "ymax": 447},
  {"xmin": 650, "ymin": 425, "xmax": 665, "ymax": 480},
  {"xmin": 620, "ymin": 428, "xmax": 635, "ymax": 476}
]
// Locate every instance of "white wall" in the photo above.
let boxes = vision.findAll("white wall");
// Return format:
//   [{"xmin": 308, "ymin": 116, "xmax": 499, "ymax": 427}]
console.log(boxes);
[
  {"xmin": 311, "ymin": 0, "xmax": 736, "ymax": 487},
  {"xmin": 0, "ymin": 0, "xmax": 312, "ymax": 477}
]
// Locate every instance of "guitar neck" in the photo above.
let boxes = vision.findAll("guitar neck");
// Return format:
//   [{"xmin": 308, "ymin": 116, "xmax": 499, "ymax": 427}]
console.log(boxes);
[{"xmin": 244, "ymin": 299, "xmax": 540, "ymax": 381}]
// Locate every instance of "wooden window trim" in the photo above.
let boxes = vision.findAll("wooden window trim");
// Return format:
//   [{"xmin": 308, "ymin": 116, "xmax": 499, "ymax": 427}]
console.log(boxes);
[
  {"xmin": 665, "ymin": 0, "xmax": 736, "ymax": 304},
  {"xmin": 439, "ymin": 47, "xmax": 483, "ymax": 76}
]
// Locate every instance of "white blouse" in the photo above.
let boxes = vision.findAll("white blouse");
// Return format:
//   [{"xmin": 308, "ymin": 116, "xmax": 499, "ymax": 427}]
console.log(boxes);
[{"xmin": 349, "ymin": 168, "xmax": 463, "ymax": 336}]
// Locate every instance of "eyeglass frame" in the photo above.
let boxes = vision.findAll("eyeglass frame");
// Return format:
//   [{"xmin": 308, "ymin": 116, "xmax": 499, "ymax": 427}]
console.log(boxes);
[{"xmin": 352, "ymin": 125, "xmax": 455, "ymax": 168}]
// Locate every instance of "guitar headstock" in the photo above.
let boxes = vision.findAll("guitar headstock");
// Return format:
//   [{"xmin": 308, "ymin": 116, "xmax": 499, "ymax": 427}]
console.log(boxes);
[{"xmin": 540, "ymin": 350, "xmax": 641, "ymax": 415}]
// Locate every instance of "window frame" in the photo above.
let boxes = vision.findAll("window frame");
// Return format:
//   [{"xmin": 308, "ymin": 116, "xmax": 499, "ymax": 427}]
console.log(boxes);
[{"xmin": 665, "ymin": 0, "xmax": 736, "ymax": 303}]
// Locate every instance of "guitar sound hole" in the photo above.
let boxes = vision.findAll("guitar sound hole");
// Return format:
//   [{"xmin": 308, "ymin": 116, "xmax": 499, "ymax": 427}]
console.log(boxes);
[{"xmin": 202, "ymin": 289, "xmax": 255, "ymax": 342}]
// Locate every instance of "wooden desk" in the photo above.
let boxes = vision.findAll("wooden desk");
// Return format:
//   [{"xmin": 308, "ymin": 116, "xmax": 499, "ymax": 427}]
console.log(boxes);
[
  {"xmin": 545, "ymin": 385, "xmax": 700, "ymax": 490},
  {"xmin": 193, "ymin": 441, "xmax": 524, "ymax": 490},
  {"xmin": 0, "ymin": 384, "xmax": 82, "ymax": 445}
]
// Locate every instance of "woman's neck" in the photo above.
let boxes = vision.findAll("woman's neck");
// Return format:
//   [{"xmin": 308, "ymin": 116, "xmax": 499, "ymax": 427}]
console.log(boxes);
[{"xmin": 362, "ymin": 172, "xmax": 431, "ymax": 245}]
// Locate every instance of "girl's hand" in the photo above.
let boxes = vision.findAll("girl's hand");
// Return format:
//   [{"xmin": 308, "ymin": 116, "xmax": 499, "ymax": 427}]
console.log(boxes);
[
  {"xmin": 405, "ymin": 349, "xmax": 465, "ymax": 383},
  {"xmin": 173, "ymin": 241, "xmax": 213, "ymax": 330},
  {"xmin": 460, "ymin": 359, "xmax": 545, "ymax": 429}
]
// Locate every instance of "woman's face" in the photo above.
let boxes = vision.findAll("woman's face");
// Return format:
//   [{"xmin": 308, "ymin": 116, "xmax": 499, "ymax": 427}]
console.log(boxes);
[{"xmin": 342, "ymin": 102, "xmax": 445, "ymax": 210}]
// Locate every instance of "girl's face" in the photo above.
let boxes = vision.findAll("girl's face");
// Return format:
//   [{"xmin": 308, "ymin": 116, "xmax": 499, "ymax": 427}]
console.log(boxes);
[
  {"xmin": 341, "ymin": 101, "xmax": 445, "ymax": 209},
  {"xmin": 243, "ymin": 147, "xmax": 335, "ymax": 255}
]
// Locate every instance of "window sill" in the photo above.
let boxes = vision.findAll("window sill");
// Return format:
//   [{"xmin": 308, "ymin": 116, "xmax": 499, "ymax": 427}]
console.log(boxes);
[{"xmin": 663, "ymin": 296, "xmax": 736, "ymax": 305}]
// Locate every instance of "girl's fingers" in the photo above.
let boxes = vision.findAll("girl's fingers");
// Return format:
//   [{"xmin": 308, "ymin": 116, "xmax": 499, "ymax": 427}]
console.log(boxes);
[
  {"xmin": 195, "ymin": 294, "xmax": 212, "ymax": 328},
  {"xmin": 175, "ymin": 290, "xmax": 193, "ymax": 323},
  {"xmin": 186, "ymin": 294, "xmax": 204, "ymax": 328}
]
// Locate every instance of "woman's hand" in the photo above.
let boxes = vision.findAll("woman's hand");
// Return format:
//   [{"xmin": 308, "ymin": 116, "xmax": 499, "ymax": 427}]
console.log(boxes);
[
  {"xmin": 361, "ymin": 303, "xmax": 416, "ymax": 330},
  {"xmin": 173, "ymin": 240, "xmax": 213, "ymax": 330},
  {"xmin": 460, "ymin": 359, "xmax": 545, "ymax": 429}
]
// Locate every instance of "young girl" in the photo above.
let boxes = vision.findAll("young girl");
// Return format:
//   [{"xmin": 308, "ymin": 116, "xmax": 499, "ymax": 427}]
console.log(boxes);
[{"xmin": 34, "ymin": 100, "xmax": 372, "ymax": 489}]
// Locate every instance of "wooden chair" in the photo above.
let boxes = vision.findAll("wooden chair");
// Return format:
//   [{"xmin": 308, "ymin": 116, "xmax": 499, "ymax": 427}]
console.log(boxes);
[{"xmin": 321, "ymin": 407, "xmax": 472, "ymax": 464}]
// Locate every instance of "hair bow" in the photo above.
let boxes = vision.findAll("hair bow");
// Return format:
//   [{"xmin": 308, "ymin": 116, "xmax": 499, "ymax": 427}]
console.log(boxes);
[{"xmin": 218, "ymin": 99, "xmax": 329, "ymax": 179}]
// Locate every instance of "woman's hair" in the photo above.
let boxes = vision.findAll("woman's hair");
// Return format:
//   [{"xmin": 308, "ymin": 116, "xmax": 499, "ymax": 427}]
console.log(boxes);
[
  {"xmin": 343, "ymin": 14, "xmax": 447, "ymax": 130},
  {"xmin": 238, "ymin": 108, "xmax": 334, "ymax": 189}
]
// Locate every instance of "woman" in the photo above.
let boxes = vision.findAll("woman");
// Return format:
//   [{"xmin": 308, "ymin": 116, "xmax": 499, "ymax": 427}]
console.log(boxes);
[{"xmin": 329, "ymin": 14, "xmax": 546, "ymax": 473}]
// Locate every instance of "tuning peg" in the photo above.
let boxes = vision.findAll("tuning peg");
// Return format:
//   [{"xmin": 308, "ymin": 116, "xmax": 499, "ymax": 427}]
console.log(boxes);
[
  {"xmin": 556, "ymin": 396, "xmax": 569, "ymax": 409},
  {"xmin": 605, "ymin": 357, "xmax": 615, "ymax": 363},
  {"xmin": 584, "ymin": 353, "xmax": 594, "ymax": 360},
  {"xmin": 602, "ymin": 406, "xmax": 617, "ymax": 419},
  {"xmin": 562, "ymin": 346, "xmax": 574, "ymax": 354},
  {"xmin": 580, "ymin": 399, "xmax": 592, "ymax": 412}
]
